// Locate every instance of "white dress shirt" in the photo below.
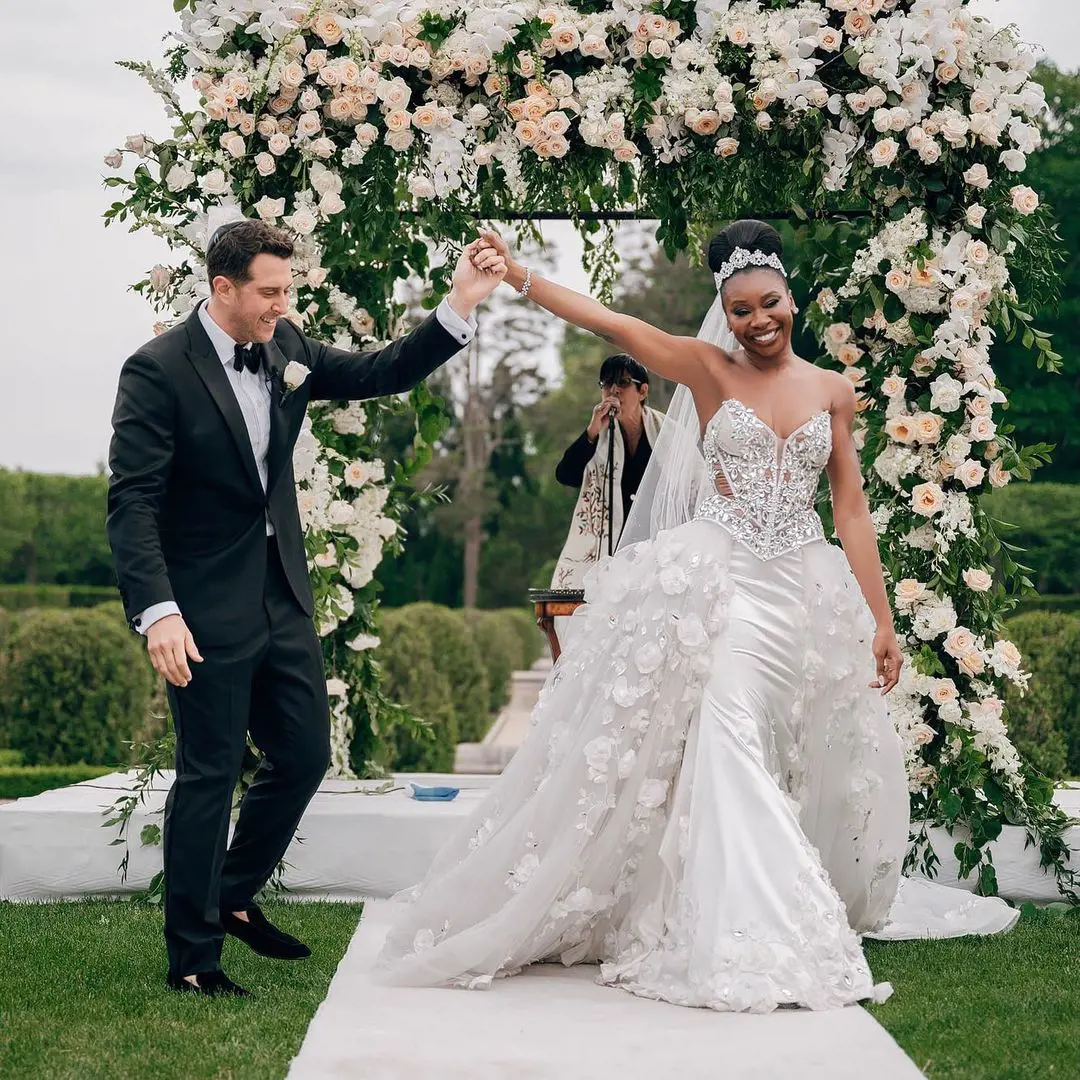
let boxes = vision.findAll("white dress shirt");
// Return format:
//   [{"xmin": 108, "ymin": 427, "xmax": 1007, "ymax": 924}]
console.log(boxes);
[{"xmin": 133, "ymin": 298, "xmax": 476, "ymax": 635}]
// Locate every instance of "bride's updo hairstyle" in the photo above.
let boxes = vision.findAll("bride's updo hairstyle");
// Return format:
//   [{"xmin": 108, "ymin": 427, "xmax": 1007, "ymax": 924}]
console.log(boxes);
[{"xmin": 707, "ymin": 220, "xmax": 787, "ymax": 295}]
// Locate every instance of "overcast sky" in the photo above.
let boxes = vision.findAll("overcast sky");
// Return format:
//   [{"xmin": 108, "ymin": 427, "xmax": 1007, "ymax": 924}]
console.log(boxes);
[{"xmin": 2, "ymin": 0, "xmax": 1077, "ymax": 474}]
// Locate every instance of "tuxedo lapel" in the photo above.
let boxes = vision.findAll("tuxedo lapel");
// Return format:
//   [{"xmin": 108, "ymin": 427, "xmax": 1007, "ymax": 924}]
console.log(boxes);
[
  {"xmin": 264, "ymin": 337, "xmax": 292, "ymax": 494},
  {"xmin": 184, "ymin": 311, "xmax": 265, "ymax": 496}
]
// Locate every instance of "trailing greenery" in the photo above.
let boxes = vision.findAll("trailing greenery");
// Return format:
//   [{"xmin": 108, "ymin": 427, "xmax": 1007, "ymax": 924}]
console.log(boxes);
[
  {"xmin": 0, "ymin": 765, "xmax": 117, "ymax": 801},
  {"xmin": 0, "ymin": 608, "xmax": 152, "ymax": 767}
]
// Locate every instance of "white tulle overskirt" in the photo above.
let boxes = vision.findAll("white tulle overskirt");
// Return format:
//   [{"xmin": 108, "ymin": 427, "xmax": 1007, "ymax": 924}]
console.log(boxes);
[{"xmin": 375, "ymin": 522, "xmax": 1017, "ymax": 1010}]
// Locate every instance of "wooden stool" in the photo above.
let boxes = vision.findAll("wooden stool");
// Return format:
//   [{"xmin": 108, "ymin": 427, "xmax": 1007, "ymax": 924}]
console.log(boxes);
[{"xmin": 528, "ymin": 588, "xmax": 586, "ymax": 663}]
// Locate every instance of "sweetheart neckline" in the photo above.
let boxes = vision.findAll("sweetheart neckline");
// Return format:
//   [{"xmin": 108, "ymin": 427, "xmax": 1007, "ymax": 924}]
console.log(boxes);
[{"xmin": 703, "ymin": 399, "xmax": 831, "ymax": 444}]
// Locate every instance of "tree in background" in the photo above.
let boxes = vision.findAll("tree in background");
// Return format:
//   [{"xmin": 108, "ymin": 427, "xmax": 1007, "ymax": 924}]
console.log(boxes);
[{"xmin": 991, "ymin": 63, "xmax": 1080, "ymax": 482}]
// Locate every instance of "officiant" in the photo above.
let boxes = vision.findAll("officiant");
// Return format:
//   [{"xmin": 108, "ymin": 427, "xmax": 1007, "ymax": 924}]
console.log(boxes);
[{"xmin": 550, "ymin": 354, "xmax": 665, "ymax": 589}]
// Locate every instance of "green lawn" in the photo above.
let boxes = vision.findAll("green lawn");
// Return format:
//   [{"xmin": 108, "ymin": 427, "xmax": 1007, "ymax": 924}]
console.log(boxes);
[
  {"xmin": 0, "ymin": 899, "xmax": 361, "ymax": 1080},
  {"xmin": 1, "ymin": 902, "xmax": 1077, "ymax": 1079},
  {"xmin": 865, "ymin": 909, "xmax": 1080, "ymax": 1080}
]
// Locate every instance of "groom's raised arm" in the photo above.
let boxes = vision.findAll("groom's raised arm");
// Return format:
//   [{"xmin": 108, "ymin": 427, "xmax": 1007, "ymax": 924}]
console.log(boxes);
[
  {"xmin": 106, "ymin": 351, "xmax": 177, "ymax": 629},
  {"xmin": 303, "ymin": 299, "xmax": 475, "ymax": 402}
]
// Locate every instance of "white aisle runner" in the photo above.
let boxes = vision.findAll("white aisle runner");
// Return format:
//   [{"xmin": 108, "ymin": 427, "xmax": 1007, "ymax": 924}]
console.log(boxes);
[{"xmin": 288, "ymin": 903, "xmax": 925, "ymax": 1080}]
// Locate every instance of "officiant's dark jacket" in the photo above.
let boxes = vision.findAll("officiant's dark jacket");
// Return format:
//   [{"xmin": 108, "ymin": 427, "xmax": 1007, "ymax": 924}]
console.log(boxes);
[{"xmin": 107, "ymin": 307, "xmax": 465, "ymax": 647}]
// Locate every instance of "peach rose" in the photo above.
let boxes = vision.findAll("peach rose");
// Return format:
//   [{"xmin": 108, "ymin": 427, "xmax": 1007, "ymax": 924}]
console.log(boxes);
[
  {"xmin": 894, "ymin": 579, "xmax": 929, "ymax": 608},
  {"xmin": 552, "ymin": 25, "xmax": 581, "ymax": 52},
  {"xmin": 715, "ymin": 137, "xmax": 739, "ymax": 158},
  {"xmin": 988, "ymin": 460, "xmax": 1011, "ymax": 488},
  {"xmin": 963, "ymin": 568, "xmax": 993, "ymax": 592},
  {"xmin": 268, "ymin": 132, "xmax": 291, "ymax": 156},
  {"xmin": 885, "ymin": 268, "xmax": 910, "ymax": 293},
  {"xmin": 943, "ymin": 627, "xmax": 976, "ymax": 658},
  {"xmin": 613, "ymin": 141, "xmax": 639, "ymax": 162},
  {"xmin": 870, "ymin": 137, "xmax": 899, "ymax": 167},
  {"xmin": 312, "ymin": 12, "xmax": 345, "ymax": 46},
  {"xmin": 957, "ymin": 651, "xmax": 985, "ymax": 677},
  {"xmin": 515, "ymin": 120, "xmax": 540, "ymax": 145},
  {"xmin": 885, "ymin": 418, "xmax": 919, "ymax": 451},
  {"xmin": 844, "ymin": 11, "xmax": 874, "ymax": 35},
  {"xmin": 968, "ymin": 415, "xmax": 996, "ymax": 442},
  {"xmin": 384, "ymin": 109, "xmax": 411, "ymax": 132},
  {"xmin": 911, "ymin": 481, "xmax": 945, "ymax": 516},
  {"xmin": 882, "ymin": 375, "xmax": 906, "ymax": 398},
  {"xmin": 968, "ymin": 395, "xmax": 992, "ymax": 418},
  {"xmin": 913, "ymin": 412, "xmax": 944, "ymax": 444},
  {"xmin": 836, "ymin": 343, "xmax": 863, "ymax": 367},
  {"xmin": 412, "ymin": 105, "xmax": 438, "ymax": 130},
  {"xmin": 930, "ymin": 679, "xmax": 959, "ymax": 704}
]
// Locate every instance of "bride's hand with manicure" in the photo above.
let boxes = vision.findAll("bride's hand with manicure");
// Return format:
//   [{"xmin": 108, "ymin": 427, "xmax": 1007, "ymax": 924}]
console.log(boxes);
[{"xmin": 871, "ymin": 626, "xmax": 903, "ymax": 694}]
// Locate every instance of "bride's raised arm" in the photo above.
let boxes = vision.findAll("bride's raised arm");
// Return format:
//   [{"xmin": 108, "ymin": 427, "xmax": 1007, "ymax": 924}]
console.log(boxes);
[{"xmin": 475, "ymin": 230, "xmax": 718, "ymax": 394}]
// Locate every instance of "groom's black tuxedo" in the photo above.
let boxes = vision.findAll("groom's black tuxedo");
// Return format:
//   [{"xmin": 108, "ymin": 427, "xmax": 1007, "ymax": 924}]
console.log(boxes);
[
  {"xmin": 107, "ymin": 303, "xmax": 469, "ymax": 979},
  {"xmin": 108, "ymin": 306, "xmax": 465, "ymax": 646}
]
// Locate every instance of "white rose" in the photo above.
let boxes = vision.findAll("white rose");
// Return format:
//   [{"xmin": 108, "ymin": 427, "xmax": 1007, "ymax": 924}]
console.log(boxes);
[
  {"xmin": 918, "ymin": 140, "xmax": 941, "ymax": 165},
  {"xmin": 285, "ymin": 207, "xmax": 317, "ymax": 235},
  {"xmin": 268, "ymin": 132, "xmax": 291, "ymax": 156},
  {"xmin": 222, "ymin": 133, "xmax": 246, "ymax": 159},
  {"xmin": 283, "ymin": 360, "xmax": 311, "ymax": 391},
  {"xmin": 943, "ymin": 626, "xmax": 976, "ymax": 659},
  {"xmin": 407, "ymin": 176, "xmax": 436, "ymax": 200},
  {"xmin": 199, "ymin": 168, "xmax": 229, "ymax": 196},
  {"xmin": 104, "ymin": 149, "xmax": 124, "ymax": 169},
  {"xmin": 955, "ymin": 459, "xmax": 986, "ymax": 488},
  {"xmin": 969, "ymin": 415, "xmax": 996, "ymax": 442},
  {"xmin": 965, "ymin": 239, "xmax": 990, "ymax": 267},
  {"xmin": 963, "ymin": 163, "xmax": 991, "ymax": 189},
  {"xmin": 966, "ymin": 204, "xmax": 987, "ymax": 228},
  {"xmin": 963, "ymin": 568, "xmax": 993, "ymax": 592},
  {"xmin": 870, "ymin": 138, "xmax": 899, "ymax": 167},
  {"xmin": 165, "ymin": 162, "xmax": 195, "ymax": 191},
  {"xmin": 255, "ymin": 195, "xmax": 285, "ymax": 221},
  {"xmin": 1010, "ymin": 185, "xmax": 1039, "ymax": 215},
  {"xmin": 999, "ymin": 149, "xmax": 1026, "ymax": 173}
]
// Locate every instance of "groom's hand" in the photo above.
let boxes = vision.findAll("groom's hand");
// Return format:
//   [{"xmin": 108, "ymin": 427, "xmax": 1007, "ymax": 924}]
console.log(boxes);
[
  {"xmin": 446, "ymin": 239, "xmax": 507, "ymax": 319},
  {"xmin": 146, "ymin": 614, "xmax": 203, "ymax": 688}
]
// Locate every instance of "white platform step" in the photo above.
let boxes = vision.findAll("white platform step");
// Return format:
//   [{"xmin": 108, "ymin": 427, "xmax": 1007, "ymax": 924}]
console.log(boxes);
[{"xmin": 1, "ymin": 771, "xmax": 1076, "ymax": 904}]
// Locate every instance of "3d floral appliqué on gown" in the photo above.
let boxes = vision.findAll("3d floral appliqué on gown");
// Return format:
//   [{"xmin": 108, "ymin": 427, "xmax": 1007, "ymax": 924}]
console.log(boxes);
[{"xmin": 375, "ymin": 400, "xmax": 1018, "ymax": 1012}]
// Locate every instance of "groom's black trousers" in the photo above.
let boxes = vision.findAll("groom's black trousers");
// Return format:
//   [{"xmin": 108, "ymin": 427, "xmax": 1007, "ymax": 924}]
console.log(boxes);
[{"xmin": 162, "ymin": 535, "xmax": 330, "ymax": 977}]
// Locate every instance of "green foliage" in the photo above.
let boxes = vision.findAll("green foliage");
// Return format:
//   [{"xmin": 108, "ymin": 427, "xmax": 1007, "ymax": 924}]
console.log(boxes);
[
  {"xmin": 0, "ymin": 469, "xmax": 114, "ymax": 587},
  {"xmin": 0, "ymin": 764, "xmax": 116, "ymax": 800},
  {"xmin": 1004, "ymin": 611, "xmax": 1080, "ymax": 777},
  {"xmin": 396, "ymin": 603, "xmax": 491, "ymax": 743},
  {"xmin": 492, "ymin": 607, "xmax": 548, "ymax": 670},
  {"xmin": 0, "ymin": 608, "xmax": 152, "ymax": 767},
  {"xmin": 0, "ymin": 584, "xmax": 120, "ymax": 611},
  {"xmin": 377, "ymin": 607, "xmax": 458, "ymax": 773},
  {"xmin": 982, "ymin": 483, "xmax": 1080, "ymax": 595},
  {"xmin": 459, "ymin": 609, "xmax": 535, "ymax": 714},
  {"xmin": 0, "ymin": 748, "xmax": 23, "ymax": 766}
]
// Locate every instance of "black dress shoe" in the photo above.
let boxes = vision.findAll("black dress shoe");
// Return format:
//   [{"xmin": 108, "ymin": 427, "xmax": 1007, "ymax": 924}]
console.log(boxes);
[
  {"xmin": 223, "ymin": 905, "xmax": 312, "ymax": 960},
  {"xmin": 166, "ymin": 970, "xmax": 251, "ymax": 997}
]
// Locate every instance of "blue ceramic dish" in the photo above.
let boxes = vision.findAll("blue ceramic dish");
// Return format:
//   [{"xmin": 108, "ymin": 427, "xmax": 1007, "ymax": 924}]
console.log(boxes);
[{"xmin": 408, "ymin": 783, "xmax": 460, "ymax": 801}]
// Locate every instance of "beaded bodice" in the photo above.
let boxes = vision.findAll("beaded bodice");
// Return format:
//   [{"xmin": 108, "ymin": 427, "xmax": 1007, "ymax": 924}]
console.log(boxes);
[{"xmin": 694, "ymin": 399, "xmax": 832, "ymax": 560}]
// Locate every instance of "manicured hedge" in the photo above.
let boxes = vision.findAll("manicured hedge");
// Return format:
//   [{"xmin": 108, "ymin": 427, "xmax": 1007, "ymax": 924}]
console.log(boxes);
[
  {"xmin": 1004, "ymin": 611, "xmax": 1080, "ymax": 779},
  {"xmin": 1014, "ymin": 594, "xmax": 1080, "ymax": 617},
  {"xmin": 0, "ymin": 764, "xmax": 117, "ymax": 800},
  {"xmin": 394, "ymin": 603, "xmax": 491, "ymax": 743},
  {"xmin": 0, "ymin": 584, "xmax": 120, "ymax": 612},
  {"xmin": 0, "ymin": 607, "xmax": 153, "ymax": 766},
  {"xmin": 493, "ymin": 607, "xmax": 547, "ymax": 670},
  {"xmin": 378, "ymin": 607, "xmax": 459, "ymax": 773}
]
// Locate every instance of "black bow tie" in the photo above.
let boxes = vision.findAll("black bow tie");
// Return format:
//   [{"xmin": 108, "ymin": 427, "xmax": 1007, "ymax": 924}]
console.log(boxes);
[{"xmin": 233, "ymin": 342, "xmax": 265, "ymax": 375}]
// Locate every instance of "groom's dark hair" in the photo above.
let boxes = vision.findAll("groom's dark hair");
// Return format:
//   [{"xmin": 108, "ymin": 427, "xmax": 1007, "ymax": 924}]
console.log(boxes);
[{"xmin": 207, "ymin": 219, "xmax": 295, "ymax": 285}]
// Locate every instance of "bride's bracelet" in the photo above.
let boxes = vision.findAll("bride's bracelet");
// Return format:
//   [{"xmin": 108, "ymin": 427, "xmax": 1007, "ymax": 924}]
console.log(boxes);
[{"xmin": 518, "ymin": 266, "xmax": 533, "ymax": 299}]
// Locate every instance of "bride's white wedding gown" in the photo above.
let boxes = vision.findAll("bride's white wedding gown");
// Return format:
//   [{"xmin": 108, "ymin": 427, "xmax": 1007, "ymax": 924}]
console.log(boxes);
[{"xmin": 375, "ymin": 399, "xmax": 1018, "ymax": 1011}]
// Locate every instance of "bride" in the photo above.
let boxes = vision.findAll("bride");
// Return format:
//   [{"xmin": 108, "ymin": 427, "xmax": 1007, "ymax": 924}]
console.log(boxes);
[{"xmin": 375, "ymin": 220, "xmax": 1017, "ymax": 1011}]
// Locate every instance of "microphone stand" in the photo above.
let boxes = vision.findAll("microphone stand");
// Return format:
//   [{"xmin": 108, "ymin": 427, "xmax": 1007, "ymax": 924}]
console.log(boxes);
[{"xmin": 606, "ymin": 410, "xmax": 616, "ymax": 557}]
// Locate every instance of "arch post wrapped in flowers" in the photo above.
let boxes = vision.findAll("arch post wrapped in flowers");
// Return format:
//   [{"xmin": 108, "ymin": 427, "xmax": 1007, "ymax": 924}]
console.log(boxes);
[{"xmin": 105, "ymin": 0, "xmax": 1072, "ymax": 895}]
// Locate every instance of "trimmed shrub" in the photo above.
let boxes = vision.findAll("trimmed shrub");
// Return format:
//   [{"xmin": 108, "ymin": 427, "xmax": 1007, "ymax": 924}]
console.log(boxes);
[
  {"xmin": 395, "ymin": 603, "xmax": 490, "ymax": 743},
  {"xmin": 1003, "ymin": 611, "xmax": 1080, "ymax": 779},
  {"xmin": 0, "ymin": 764, "xmax": 116, "ymax": 800},
  {"xmin": 460, "ymin": 610, "xmax": 523, "ymax": 715},
  {"xmin": 0, "ymin": 749, "xmax": 23, "ymax": 766},
  {"xmin": 378, "ymin": 607, "xmax": 458, "ymax": 773},
  {"xmin": 0, "ymin": 608, "xmax": 153, "ymax": 766},
  {"xmin": 1014, "ymin": 594, "xmax": 1080, "ymax": 617},
  {"xmin": 494, "ymin": 607, "xmax": 548, "ymax": 670}
]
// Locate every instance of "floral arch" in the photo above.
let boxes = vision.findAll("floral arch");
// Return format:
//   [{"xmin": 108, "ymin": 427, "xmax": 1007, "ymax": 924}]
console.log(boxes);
[{"xmin": 105, "ymin": 0, "xmax": 1073, "ymax": 895}]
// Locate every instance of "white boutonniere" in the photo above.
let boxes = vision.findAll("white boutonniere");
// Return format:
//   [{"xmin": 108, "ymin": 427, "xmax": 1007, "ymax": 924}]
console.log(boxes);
[{"xmin": 280, "ymin": 360, "xmax": 311, "ymax": 403}]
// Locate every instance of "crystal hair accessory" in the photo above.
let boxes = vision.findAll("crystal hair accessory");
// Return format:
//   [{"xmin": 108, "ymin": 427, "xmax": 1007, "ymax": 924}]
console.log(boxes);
[{"xmin": 713, "ymin": 247, "xmax": 787, "ymax": 290}]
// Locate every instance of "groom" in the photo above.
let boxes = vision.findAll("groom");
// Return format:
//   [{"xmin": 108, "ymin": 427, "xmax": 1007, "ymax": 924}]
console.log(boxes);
[{"xmin": 107, "ymin": 219, "xmax": 505, "ymax": 996}]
